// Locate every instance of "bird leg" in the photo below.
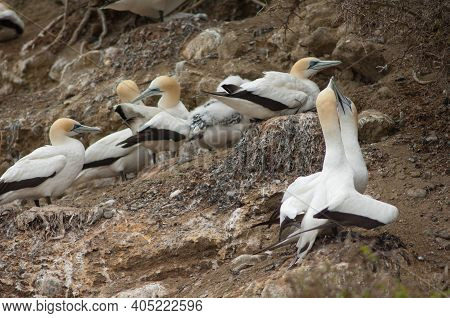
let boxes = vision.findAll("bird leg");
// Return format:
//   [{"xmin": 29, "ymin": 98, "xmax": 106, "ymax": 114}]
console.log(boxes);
[
  {"xmin": 159, "ymin": 10, "xmax": 164, "ymax": 22},
  {"xmin": 34, "ymin": 200, "xmax": 40, "ymax": 207},
  {"xmin": 46, "ymin": 197, "xmax": 52, "ymax": 205},
  {"xmin": 120, "ymin": 171, "xmax": 128, "ymax": 182},
  {"xmin": 152, "ymin": 152, "xmax": 157, "ymax": 165}
]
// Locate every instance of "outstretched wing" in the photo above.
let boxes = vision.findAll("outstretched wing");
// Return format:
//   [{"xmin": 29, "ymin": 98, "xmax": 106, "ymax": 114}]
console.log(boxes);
[
  {"xmin": 314, "ymin": 192, "xmax": 399, "ymax": 229},
  {"xmin": 0, "ymin": 146, "xmax": 66, "ymax": 195}
]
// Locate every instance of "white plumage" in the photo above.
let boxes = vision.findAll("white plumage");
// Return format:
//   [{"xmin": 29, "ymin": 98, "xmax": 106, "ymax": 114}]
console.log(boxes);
[
  {"xmin": 0, "ymin": 2, "xmax": 24, "ymax": 42},
  {"xmin": 74, "ymin": 80, "xmax": 154, "ymax": 185},
  {"xmin": 205, "ymin": 57, "xmax": 341, "ymax": 120},
  {"xmin": 0, "ymin": 118, "xmax": 100, "ymax": 206},
  {"xmin": 279, "ymin": 83, "xmax": 368, "ymax": 237},
  {"xmin": 269, "ymin": 78, "xmax": 397, "ymax": 263},
  {"xmin": 103, "ymin": 0, "xmax": 188, "ymax": 19},
  {"xmin": 118, "ymin": 111, "xmax": 190, "ymax": 153},
  {"xmin": 189, "ymin": 75, "xmax": 251, "ymax": 149}
]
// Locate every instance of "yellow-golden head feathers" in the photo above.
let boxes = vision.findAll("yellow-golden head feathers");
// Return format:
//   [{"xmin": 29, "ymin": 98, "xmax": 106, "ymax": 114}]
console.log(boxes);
[
  {"xmin": 49, "ymin": 118, "xmax": 100, "ymax": 145},
  {"xmin": 132, "ymin": 75, "xmax": 181, "ymax": 107},
  {"xmin": 290, "ymin": 57, "xmax": 342, "ymax": 79},
  {"xmin": 116, "ymin": 80, "xmax": 140, "ymax": 103}
]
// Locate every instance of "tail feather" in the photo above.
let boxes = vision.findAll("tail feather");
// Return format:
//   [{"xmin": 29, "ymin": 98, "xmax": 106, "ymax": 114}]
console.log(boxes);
[{"xmin": 254, "ymin": 223, "xmax": 335, "ymax": 255}]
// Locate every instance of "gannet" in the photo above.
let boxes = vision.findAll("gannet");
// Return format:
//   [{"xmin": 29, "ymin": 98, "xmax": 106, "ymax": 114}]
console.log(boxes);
[
  {"xmin": 74, "ymin": 80, "xmax": 156, "ymax": 185},
  {"xmin": 0, "ymin": 2, "xmax": 24, "ymax": 42},
  {"xmin": 102, "ymin": 0, "xmax": 188, "ymax": 21},
  {"xmin": 189, "ymin": 75, "xmax": 251, "ymax": 149},
  {"xmin": 0, "ymin": 118, "xmax": 100, "ymax": 207},
  {"xmin": 204, "ymin": 58, "xmax": 341, "ymax": 119},
  {"xmin": 118, "ymin": 111, "xmax": 190, "ymax": 153},
  {"xmin": 278, "ymin": 80, "xmax": 369, "ymax": 239},
  {"xmin": 119, "ymin": 76, "xmax": 252, "ymax": 152},
  {"xmin": 132, "ymin": 75, "xmax": 189, "ymax": 119},
  {"xmin": 264, "ymin": 78, "xmax": 398, "ymax": 263},
  {"xmin": 117, "ymin": 76, "xmax": 189, "ymax": 154}
]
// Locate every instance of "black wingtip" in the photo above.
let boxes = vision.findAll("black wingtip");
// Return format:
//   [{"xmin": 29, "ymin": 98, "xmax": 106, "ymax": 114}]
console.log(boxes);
[
  {"xmin": 221, "ymin": 84, "xmax": 241, "ymax": 94},
  {"xmin": 201, "ymin": 90, "xmax": 228, "ymax": 97}
]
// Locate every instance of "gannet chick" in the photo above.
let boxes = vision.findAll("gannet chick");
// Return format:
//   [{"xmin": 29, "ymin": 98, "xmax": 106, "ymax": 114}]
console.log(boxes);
[
  {"xmin": 205, "ymin": 57, "xmax": 341, "ymax": 119},
  {"xmin": 74, "ymin": 80, "xmax": 156, "ymax": 186},
  {"xmin": 132, "ymin": 75, "xmax": 189, "ymax": 120},
  {"xmin": 0, "ymin": 118, "xmax": 100, "ymax": 207},
  {"xmin": 189, "ymin": 75, "xmax": 251, "ymax": 149},
  {"xmin": 265, "ymin": 78, "xmax": 398, "ymax": 263},
  {"xmin": 103, "ymin": 0, "xmax": 188, "ymax": 21},
  {"xmin": 0, "ymin": 2, "xmax": 24, "ymax": 42}
]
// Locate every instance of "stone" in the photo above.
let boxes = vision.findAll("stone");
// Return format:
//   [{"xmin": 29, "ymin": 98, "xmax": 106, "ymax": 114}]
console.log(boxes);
[
  {"xmin": 409, "ymin": 170, "xmax": 421, "ymax": 178},
  {"xmin": 406, "ymin": 188, "xmax": 427, "ymax": 199},
  {"xmin": 332, "ymin": 35, "xmax": 386, "ymax": 83},
  {"xmin": 35, "ymin": 274, "xmax": 64, "ymax": 297},
  {"xmin": 231, "ymin": 254, "xmax": 267, "ymax": 273},
  {"xmin": 376, "ymin": 86, "xmax": 394, "ymax": 99},
  {"xmin": 113, "ymin": 283, "xmax": 167, "ymax": 298},
  {"xmin": 302, "ymin": 27, "xmax": 338, "ymax": 56},
  {"xmin": 358, "ymin": 110, "xmax": 395, "ymax": 143},
  {"xmin": 222, "ymin": 59, "xmax": 265, "ymax": 79},
  {"xmin": 169, "ymin": 189, "xmax": 182, "ymax": 199},
  {"xmin": 102, "ymin": 209, "xmax": 116, "ymax": 219},
  {"xmin": 304, "ymin": 1, "xmax": 339, "ymax": 30},
  {"xmin": 60, "ymin": 50, "xmax": 103, "ymax": 87},
  {"xmin": 218, "ymin": 31, "xmax": 240, "ymax": 60},
  {"xmin": 49, "ymin": 57, "xmax": 70, "ymax": 82},
  {"xmin": 182, "ymin": 28, "xmax": 222, "ymax": 60}
]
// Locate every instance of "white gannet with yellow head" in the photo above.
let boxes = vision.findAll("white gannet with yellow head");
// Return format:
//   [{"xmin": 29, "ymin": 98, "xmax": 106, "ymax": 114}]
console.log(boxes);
[
  {"xmin": 74, "ymin": 80, "xmax": 159, "ymax": 185},
  {"xmin": 278, "ymin": 80, "xmax": 368, "ymax": 240},
  {"xmin": 0, "ymin": 118, "xmax": 100, "ymax": 207},
  {"xmin": 117, "ymin": 76, "xmax": 190, "ymax": 154},
  {"xmin": 102, "ymin": 0, "xmax": 188, "ymax": 21},
  {"xmin": 204, "ymin": 57, "xmax": 341, "ymax": 120},
  {"xmin": 262, "ymin": 78, "xmax": 398, "ymax": 263},
  {"xmin": 0, "ymin": 2, "xmax": 24, "ymax": 42},
  {"xmin": 132, "ymin": 75, "xmax": 189, "ymax": 119}
]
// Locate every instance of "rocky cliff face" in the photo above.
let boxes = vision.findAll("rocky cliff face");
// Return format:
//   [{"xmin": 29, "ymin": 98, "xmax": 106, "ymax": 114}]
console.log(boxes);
[{"xmin": 0, "ymin": 0, "xmax": 448, "ymax": 297}]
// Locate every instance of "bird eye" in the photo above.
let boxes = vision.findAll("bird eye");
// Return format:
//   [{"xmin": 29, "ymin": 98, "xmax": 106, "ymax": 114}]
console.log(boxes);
[
  {"xmin": 72, "ymin": 124, "xmax": 81, "ymax": 130},
  {"xmin": 309, "ymin": 61, "xmax": 318, "ymax": 68}
]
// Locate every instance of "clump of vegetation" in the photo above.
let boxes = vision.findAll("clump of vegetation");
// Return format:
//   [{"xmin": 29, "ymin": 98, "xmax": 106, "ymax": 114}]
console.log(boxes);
[{"xmin": 337, "ymin": 0, "xmax": 448, "ymax": 91}]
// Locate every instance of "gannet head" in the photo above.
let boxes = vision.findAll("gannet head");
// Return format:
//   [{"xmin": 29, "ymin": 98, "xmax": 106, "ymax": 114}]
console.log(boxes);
[
  {"xmin": 329, "ymin": 77, "xmax": 353, "ymax": 115},
  {"xmin": 290, "ymin": 57, "xmax": 341, "ymax": 79},
  {"xmin": 116, "ymin": 80, "xmax": 140, "ymax": 103},
  {"xmin": 132, "ymin": 76, "xmax": 180, "ymax": 106},
  {"xmin": 49, "ymin": 118, "xmax": 100, "ymax": 145}
]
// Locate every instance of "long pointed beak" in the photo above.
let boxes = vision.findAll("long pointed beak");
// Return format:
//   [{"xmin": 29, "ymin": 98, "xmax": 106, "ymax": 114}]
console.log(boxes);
[
  {"xmin": 312, "ymin": 60, "xmax": 342, "ymax": 71},
  {"xmin": 329, "ymin": 77, "xmax": 352, "ymax": 113},
  {"xmin": 113, "ymin": 104, "xmax": 134, "ymax": 129},
  {"xmin": 73, "ymin": 124, "xmax": 101, "ymax": 134},
  {"xmin": 131, "ymin": 87, "xmax": 161, "ymax": 103}
]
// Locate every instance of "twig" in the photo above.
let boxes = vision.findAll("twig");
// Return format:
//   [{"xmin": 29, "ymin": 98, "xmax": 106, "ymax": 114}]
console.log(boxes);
[
  {"xmin": 412, "ymin": 70, "xmax": 434, "ymax": 85},
  {"xmin": 20, "ymin": 13, "xmax": 64, "ymax": 55},
  {"xmin": 68, "ymin": 7, "xmax": 92, "ymax": 46},
  {"xmin": 92, "ymin": 8, "xmax": 107, "ymax": 50},
  {"xmin": 251, "ymin": 0, "xmax": 266, "ymax": 7}
]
